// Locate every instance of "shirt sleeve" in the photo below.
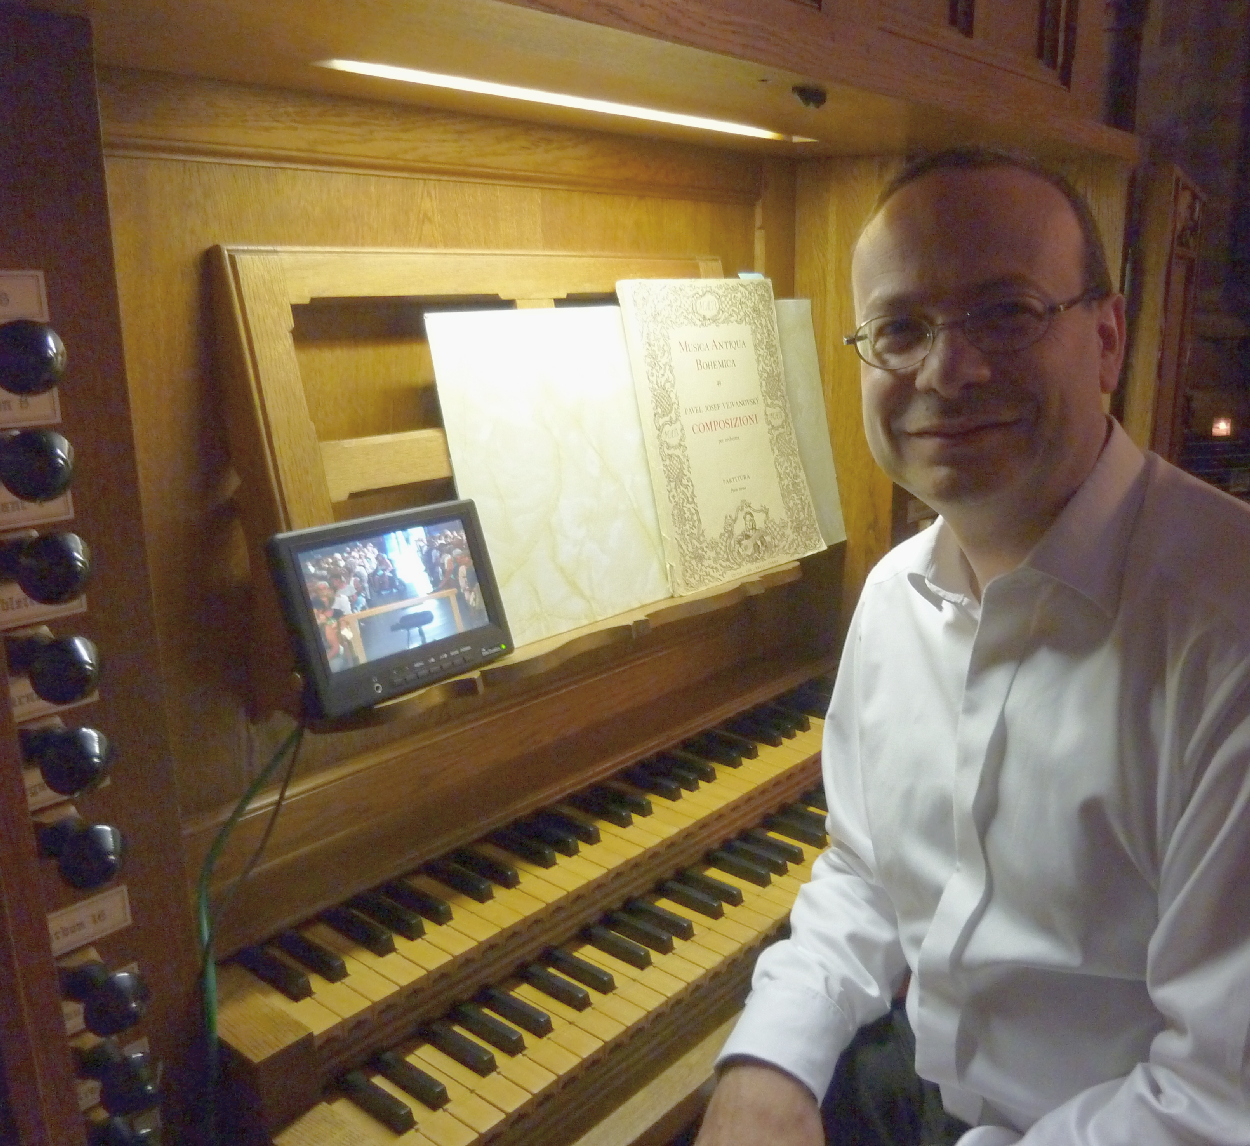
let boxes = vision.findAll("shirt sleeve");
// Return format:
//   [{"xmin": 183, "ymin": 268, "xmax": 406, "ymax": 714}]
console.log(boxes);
[
  {"xmin": 716, "ymin": 605, "xmax": 910, "ymax": 1101},
  {"xmin": 1006, "ymin": 663, "xmax": 1250, "ymax": 1145}
]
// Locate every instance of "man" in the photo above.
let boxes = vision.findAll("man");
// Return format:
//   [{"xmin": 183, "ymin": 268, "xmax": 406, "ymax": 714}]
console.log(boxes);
[{"xmin": 696, "ymin": 149, "xmax": 1250, "ymax": 1145}]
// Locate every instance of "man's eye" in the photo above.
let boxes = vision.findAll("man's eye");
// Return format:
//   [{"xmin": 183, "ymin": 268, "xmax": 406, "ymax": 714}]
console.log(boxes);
[
  {"xmin": 871, "ymin": 317, "xmax": 927, "ymax": 349},
  {"xmin": 973, "ymin": 298, "xmax": 1045, "ymax": 332}
]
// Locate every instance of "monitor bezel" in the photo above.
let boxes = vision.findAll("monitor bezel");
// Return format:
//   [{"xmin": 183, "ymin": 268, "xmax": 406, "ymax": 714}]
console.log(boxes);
[{"xmin": 267, "ymin": 499, "xmax": 511, "ymax": 720}]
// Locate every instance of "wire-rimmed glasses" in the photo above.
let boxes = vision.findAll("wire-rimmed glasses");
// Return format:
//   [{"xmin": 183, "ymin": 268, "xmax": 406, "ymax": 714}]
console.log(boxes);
[{"xmin": 843, "ymin": 287, "xmax": 1106, "ymax": 372}]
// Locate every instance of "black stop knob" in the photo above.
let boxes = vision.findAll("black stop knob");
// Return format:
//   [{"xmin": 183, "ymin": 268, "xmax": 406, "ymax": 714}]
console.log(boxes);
[
  {"xmin": 73, "ymin": 1040, "xmax": 161, "ymax": 1117},
  {"xmin": 89, "ymin": 1117, "xmax": 157, "ymax": 1146},
  {"xmin": 61, "ymin": 961, "xmax": 148, "ymax": 1037},
  {"xmin": 0, "ymin": 320, "xmax": 66, "ymax": 396},
  {"xmin": 5, "ymin": 632, "xmax": 99, "ymax": 704},
  {"xmin": 0, "ymin": 429, "xmax": 74, "ymax": 501},
  {"xmin": 19, "ymin": 725, "xmax": 112, "ymax": 796},
  {"xmin": 40, "ymin": 816, "xmax": 124, "ymax": 889},
  {"xmin": 0, "ymin": 532, "xmax": 91, "ymax": 604}
]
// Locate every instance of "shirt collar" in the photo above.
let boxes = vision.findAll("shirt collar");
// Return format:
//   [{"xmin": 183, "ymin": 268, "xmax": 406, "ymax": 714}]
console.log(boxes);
[
  {"xmin": 1023, "ymin": 418, "xmax": 1146, "ymax": 615},
  {"xmin": 906, "ymin": 419, "xmax": 1147, "ymax": 616}
]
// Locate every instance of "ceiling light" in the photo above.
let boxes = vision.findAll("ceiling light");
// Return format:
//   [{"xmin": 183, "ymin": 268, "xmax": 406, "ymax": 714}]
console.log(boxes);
[{"xmin": 316, "ymin": 59, "xmax": 817, "ymax": 143}]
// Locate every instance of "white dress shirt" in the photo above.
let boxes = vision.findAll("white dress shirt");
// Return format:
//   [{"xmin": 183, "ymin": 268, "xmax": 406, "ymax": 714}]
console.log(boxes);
[{"xmin": 719, "ymin": 421, "xmax": 1250, "ymax": 1143}]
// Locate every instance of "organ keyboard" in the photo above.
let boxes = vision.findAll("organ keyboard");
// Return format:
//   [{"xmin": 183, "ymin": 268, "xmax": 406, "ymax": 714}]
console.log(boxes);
[{"xmin": 216, "ymin": 693, "xmax": 829, "ymax": 1144}]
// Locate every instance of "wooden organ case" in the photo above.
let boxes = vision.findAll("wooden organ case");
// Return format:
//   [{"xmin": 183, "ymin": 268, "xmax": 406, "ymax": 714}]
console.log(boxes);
[{"xmin": 0, "ymin": 1, "xmax": 1140, "ymax": 1144}]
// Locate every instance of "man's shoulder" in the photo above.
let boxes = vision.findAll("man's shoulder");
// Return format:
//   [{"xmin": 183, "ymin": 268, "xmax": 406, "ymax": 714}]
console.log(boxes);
[{"xmin": 1130, "ymin": 456, "xmax": 1250, "ymax": 628}]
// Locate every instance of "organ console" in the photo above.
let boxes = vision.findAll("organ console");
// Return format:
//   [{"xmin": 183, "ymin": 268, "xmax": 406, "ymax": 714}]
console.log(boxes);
[{"xmin": 0, "ymin": 1, "xmax": 1146, "ymax": 1144}]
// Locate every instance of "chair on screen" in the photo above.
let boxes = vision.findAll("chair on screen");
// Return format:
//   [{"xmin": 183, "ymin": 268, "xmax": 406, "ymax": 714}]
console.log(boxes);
[{"xmin": 391, "ymin": 609, "xmax": 435, "ymax": 648}]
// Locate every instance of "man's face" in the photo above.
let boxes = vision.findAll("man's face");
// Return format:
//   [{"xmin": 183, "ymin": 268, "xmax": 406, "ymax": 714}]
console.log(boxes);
[{"xmin": 851, "ymin": 167, "xmax": 1125, "ymax": 525}]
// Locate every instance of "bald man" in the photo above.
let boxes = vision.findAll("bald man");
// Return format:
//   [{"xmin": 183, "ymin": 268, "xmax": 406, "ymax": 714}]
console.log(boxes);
[{"xmin": 696, "ymin": 149, "xmax": 1250, "ymax": 1145}]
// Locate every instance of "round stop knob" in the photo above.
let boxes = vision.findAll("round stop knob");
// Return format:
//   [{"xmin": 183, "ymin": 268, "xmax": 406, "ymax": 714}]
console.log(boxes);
[
  {"xmin": 5, "ymin": 632, "xmax": 100, "ymax": 704},
  {"xmin": 0, "ymin": 320, "xmax": 66, "ymax": 395},
  {"xmin": 0, "ymin": 532, "xmax": 91, "ymax": 604},
  {"xmin": 0, "ymin": 429, "xmax": 74, "ymax": 501},
  {"xmin": 61, "ymin": 962, "xmax": 149, "ymax": 1037},
  {"xmin": 19, "ymin": 725, "xmax": 113, "ymax": 796},
  {"xmin": 73, "ymin": 1040, "xmax": 161, "ymax": 1117},
  {"xmin": 89, "ymin": 1117, "xmax": 157, "ymax": 1146},
  {"xmin": 40, "ymin": 816, "xmax": 124, "ymax": 889}
]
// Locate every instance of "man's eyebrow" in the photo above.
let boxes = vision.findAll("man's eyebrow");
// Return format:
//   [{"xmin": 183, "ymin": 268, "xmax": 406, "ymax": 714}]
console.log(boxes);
[{"xmin": 861, "ymin": 275, "xmax": 1043, "ymax": 315}]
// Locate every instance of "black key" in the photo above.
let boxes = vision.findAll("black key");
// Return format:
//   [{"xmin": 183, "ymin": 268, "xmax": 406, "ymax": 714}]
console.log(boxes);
[
  {"xmin": 452, "ymin": 1002, "xmax": 526, "ymax": 1055},
  {"xmin": 659, "ymin": 749, "xmax": 717, "ymax": 782},
  {"xmin": 321, "ymin": 906, "xmax": 395, "ymax": 956},
  {"xmin": 748, "ymin": 706, "xmax": 799, "ymax": 738},
  {"xmin": 583, "ymin": 924, "xmax": 651, "ymax": 969},
  {"xmin": 726, "ymin": 716, "xmax": 783, "ymax": 748},
  {"xmin": 348, "ymin": 891, "xmax": 425, "ymax": 940},
  {"xmin": 515, "ymin": 817, "xmax": 579, "ymax": 857},
  {"xmin": 273, "ymin": 930, "xmax": 347, "ymax": 981},
  {"xmin": 546, "ymin": 947, "xmax": 614, "ymax": 993},
  {"xmin": 625, "ymin": 899, "xmax": 695, "ymax": 941},
  {"xmin": 543, "ymin": 807, "xmax": 600, "ymax": 845},
  {"xmin": 640, "ymin": 758, "xmax": 699, "ymax": 792},
  {"xmin": 382, "ymin": 880, "xmax": 453, "ymax": 924},
  {"xmin": 622, "ymin": 766, "xmax": 682, "ymax": 801},
  {"xmin": 606, "ymin": 910, "xmax": 674, "ymax": 954},
  {"xmin": 235, "ymin": 946, "xmax": 311, "ymax": 1001},
  {"xmin": 765, "ymin": 812, "xmax": 826, "ymax": 848},
  {"xmin": 710, "ymin": 727, "xmax": 760, "ymax": 759},
  {"xmin": 489, "ymin": 827, "xmax": 558, "ymax": 867},
  {"xmin": 803, "ymin": 787, "xmax": 828, "ymax": 813},
  {"xmin": 785, "ymin": 804, "xmax": 829, "ymax": 833},
  {"xmin": 724, "ymin": 838, "xmax": 788, "ymax": 875},
  {"xmin": 423, "ymin": 1019, "xmax": 496, "ymax": 1076},
  {"xmin": 660, "ymin": 878, "xmax": 723, "ymax": 918},
  {"xmin": 523, "ymin": 964, "xmax": 591, "ymax": 1010},
  {"xmin": 745, "ymin": 828, "xmax": 804, "ymax": 864},
  {"xmin": 685, "ymin": 732, "xmax": 744, "ymax": 766},
  {"xmin": 478, "ymin": 986, "xmax": 553, "ymax": 1037},
  {"xmin": 452, "ymin": 848, "xmax": 519, "ymax": 889},
  {"xmin": 567, "ymin": 791, "xmax": 632, "ymax": 828},
  {"xmin": 373, "ymin": 1050, "xmax": 449, "ymax": 1109},
  {"xmin": 766, "ymin": 701, "xmax": 811, "ymax": 732},
  {"xmin": 600, "ymin": 782, "xmax": 652, "ymax": 816},
  {"xmin": 779, "ymin": 680, "xmax": 833, "ymax": 718},
  {"xmin": 426, "ymin": 859, "xmax": 494, "ymax": 902},
  {"xmin": 679, "ymin": 868, "xmax": 744, "ymax": 906},
  {"xmin": 708, "ymin": 848, "xmax": 772, "ymax": 886},
  {"xmin": 338, "ymin": 1070, "xmax": 415, "ymax": 1134}
]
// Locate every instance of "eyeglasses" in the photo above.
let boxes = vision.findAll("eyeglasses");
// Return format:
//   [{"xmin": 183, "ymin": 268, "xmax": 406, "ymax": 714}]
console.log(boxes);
[{"xmin": 843, "ymin": 287, "xmax": 1105, "ymax": 372}]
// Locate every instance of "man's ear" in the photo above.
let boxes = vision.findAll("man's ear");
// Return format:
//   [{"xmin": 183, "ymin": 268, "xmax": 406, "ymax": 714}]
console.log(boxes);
[{"xmin": 1097, "ymin": 293, "xmax": 1127, "ymax": 396}]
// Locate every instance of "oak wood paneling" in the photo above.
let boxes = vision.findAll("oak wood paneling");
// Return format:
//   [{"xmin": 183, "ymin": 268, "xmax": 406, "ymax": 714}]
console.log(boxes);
[{"xmin": 101, "ymin": 72, "xmax": 764, "ymax": 818}]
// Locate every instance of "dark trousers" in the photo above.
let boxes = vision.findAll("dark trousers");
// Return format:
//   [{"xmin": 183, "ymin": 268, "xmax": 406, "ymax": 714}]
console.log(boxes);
[{"xmin": 821, "ymin": 1003, "xmax": 971, "ymax": 1146}]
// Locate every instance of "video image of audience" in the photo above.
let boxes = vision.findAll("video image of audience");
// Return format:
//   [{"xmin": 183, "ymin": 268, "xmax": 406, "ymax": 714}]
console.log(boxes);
[{"xmin": 299, "ymin": 518, "xmax": 490, "ymax": 673}]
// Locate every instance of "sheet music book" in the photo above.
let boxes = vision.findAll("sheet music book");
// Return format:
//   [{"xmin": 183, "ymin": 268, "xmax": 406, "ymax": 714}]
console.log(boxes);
[
  {"xmin": 617, "ymin": 278, "xmax": 825, "ymax": 594},
  {"xmin": 426, "ymin": 306, "xmax": 669, "ymax": 647},
  {"xmin": 776, "ymin": 298, "xmax": 846, "ymax": 547}
]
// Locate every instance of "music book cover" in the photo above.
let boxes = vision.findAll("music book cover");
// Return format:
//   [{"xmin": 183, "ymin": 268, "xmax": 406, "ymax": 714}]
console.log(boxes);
[
  {"xmin": 426, "ymin": 305, "xmax": 669, "ymax": 647},
  {"xmin": 617, "ymin": 278, "xmax": 825, "ymax": 594}
]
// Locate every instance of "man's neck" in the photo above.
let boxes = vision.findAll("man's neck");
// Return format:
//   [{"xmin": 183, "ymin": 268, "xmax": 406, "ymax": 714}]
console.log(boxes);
[{"xmin": 944, "ymin": 513, "xmax": 1047, "ymax": 600}]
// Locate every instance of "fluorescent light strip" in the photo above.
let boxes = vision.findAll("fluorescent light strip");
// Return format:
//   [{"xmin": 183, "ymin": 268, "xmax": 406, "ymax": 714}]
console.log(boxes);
[{"xmin": 317, "ymin": 58, "xmax": 816, "ymax": 142}]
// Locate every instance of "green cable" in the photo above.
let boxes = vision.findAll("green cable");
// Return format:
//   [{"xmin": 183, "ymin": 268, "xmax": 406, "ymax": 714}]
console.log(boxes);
[{"xmin": 196, "ymin": 720, "xmax": 304, "ymax": 1143}]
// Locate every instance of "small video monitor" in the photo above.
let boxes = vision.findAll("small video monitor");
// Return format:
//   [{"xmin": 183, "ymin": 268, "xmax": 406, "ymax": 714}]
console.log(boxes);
[{"xmin": 267, "ymin": 500, "xmax": 511, "ymax": 720}]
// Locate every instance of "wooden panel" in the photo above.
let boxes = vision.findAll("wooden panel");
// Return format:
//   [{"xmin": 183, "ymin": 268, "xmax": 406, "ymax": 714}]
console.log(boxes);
[
  {"xmin": 0, "ymin": 10, "xmax": 199, "ymax": 1144},
  {"xmin": 102, "ymin": 72, "xmax": 763, "ymax": 819},
  {"xmin": 795, "ymin": 157, "xmax": 899, "ymax": 621},
  {"xmin": 65, "ymin": 0, "xmax": 1138, "ymax": 160},
  {"xmin": 1120, "ymin": 165, "xmax": 1205, "ymax": 455},
  {"xmin": 321, "ymin": 429, "xmax": 453, "ymax": 500}
]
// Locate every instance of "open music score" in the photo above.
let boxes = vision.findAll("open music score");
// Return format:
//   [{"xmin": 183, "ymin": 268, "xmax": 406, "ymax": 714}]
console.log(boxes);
[{"xmin": 216, "ymin": 692, "xmax": 829, "ymax": 1144}]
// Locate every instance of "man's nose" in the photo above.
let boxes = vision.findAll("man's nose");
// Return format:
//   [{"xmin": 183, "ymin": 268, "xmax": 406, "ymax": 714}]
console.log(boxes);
[{"xmin": 913, "ymin": 322, "xmax": 993, "ymax": 396}]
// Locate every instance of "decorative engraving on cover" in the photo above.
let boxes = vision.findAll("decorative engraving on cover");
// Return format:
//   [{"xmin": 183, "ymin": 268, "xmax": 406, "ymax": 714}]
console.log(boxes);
[{"xmin": 619, "ymin": 279, "xmax": 824, "ymax": 595}]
